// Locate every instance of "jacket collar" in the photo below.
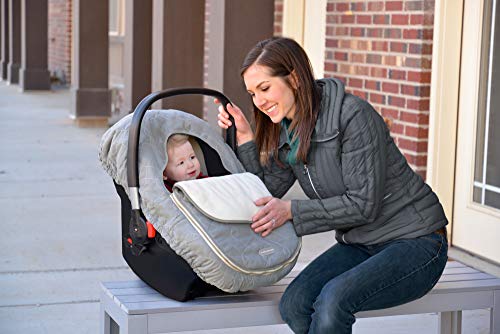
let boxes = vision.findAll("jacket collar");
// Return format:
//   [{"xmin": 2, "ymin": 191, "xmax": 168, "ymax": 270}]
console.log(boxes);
[{"xmin": 279, "ymin": 78, "xmax": 345, "ymax": 148}]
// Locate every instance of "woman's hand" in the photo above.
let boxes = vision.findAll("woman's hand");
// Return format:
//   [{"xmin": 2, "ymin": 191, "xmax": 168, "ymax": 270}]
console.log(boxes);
[
  {"xmin": 251, "ymin": 196, "xmax": 292, "ymax": 237},
  {"xmin": 215, "ymin": 99, "xmax": 254, "ymax": 145}
]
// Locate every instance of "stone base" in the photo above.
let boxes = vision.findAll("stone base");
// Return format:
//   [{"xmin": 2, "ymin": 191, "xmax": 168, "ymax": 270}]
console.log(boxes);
[
  {"xmin": 0, "ymin": 60, "xmax": 8, "ymax": 80},
  {"xmin": 19, "ymin": 67, "xmax": 50, "ymax": 90},
  {"xmin": 7, "ymin": 62, "xmax": 20, "ymax": 84},
  {"xmin": 71, "ymin": 87, "xmax": 111, "ymax": 119},
  {"xmin": 71, "ymin": 116, "xmax": 109, "ymax": 128}
]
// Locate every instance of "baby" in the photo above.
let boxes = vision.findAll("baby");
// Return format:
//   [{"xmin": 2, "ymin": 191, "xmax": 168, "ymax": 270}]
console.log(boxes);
[{"xmin": 163, "ymin": 134, "xmax": 204, "ymax": 192}]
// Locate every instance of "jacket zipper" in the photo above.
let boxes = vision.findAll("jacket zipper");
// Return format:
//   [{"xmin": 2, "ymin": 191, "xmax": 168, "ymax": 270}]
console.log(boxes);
[{"xmin": 303, "ymin": 164, "xmax": 322, "ymax": 199}]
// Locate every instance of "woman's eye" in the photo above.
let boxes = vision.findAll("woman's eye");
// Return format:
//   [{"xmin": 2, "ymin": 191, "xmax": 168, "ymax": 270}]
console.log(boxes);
[{"xmin": 261, "ymin": 87, "xmax": 269, "ymax": 92}]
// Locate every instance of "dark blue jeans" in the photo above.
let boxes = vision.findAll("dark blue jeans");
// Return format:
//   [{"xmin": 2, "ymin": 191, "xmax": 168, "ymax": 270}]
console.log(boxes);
[{"xmin": 279, "ymin": 229, "xmax": 448, "ymax": 334}]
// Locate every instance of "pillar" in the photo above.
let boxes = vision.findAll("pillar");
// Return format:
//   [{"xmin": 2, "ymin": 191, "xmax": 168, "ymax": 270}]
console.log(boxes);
[
  {"xmin": 71, "ymin": 0, "xmax": 110, "ymax": 125},
  {"xmin": 151, "ymin": 0, "xmax": 205, "ymax": 118},
  {"xmin": 205, "ymin": 0, "xmax": 274, "ymax": 128},
  {"xmin": 0, "ymin": 0, "xmax": 8, "ymax": 80},
  {"xmin": 19, "ymin": 0, "xmax": 50, "ymax": 90},
  {"xmin": 123, "ymin": 0, "xmax": 152, "ymax": 114},
  {"xmin": 7, "ymin": 0, "xmax": 20, "ymax": 84}
]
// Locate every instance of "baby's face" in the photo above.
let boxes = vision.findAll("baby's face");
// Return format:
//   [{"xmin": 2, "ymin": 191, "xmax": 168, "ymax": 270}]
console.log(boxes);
[{"xmin": 163, "ymin": 141, "xmax": 201, "ymax": 182}]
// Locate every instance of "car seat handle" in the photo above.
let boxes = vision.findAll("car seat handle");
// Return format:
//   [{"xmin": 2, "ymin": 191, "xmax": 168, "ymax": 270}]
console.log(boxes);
[{"xmin": 126, "ymin": 87, "xmax": 235, "ymax": 210}]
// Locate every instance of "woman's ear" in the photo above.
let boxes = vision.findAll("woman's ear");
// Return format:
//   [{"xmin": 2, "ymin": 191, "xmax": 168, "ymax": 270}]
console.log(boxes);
[{"xmin": 289, "ymin": 70, "xmax": 299, "ymax": 89}]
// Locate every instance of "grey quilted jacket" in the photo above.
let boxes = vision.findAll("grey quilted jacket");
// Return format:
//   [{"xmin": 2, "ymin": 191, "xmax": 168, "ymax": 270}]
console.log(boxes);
[{"xmin": 237, "ymin": 78, "xmax": 448, "ymax": 245}]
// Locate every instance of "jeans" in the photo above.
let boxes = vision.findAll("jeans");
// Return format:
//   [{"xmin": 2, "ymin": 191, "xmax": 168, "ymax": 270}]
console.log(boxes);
[{"xmin": 279, "ymin": 229, "xmax": 448, "ymax": 334}]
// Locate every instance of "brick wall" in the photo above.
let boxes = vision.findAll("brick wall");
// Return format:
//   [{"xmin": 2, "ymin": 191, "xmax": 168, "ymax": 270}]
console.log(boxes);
[
  {"xmin": 48, "ymin": 0, "xmax": 72, "ymax": 85},
  {"xmin": 324, "ymin": 0, "xmax": 434, "ymax": 179},
  {"xmin": 274, "ymin": 0, "xmax": 283, "ymax": 36}
]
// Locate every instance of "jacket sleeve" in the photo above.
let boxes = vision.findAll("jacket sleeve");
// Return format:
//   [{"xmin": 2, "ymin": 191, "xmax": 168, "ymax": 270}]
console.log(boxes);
[
  {"xmin": 237, "ymin": 141, "xmax": 296, "ymax": 198},
  {"xmin": 291, "ymin": 102, "xmax": 388, "ymax": 236}
]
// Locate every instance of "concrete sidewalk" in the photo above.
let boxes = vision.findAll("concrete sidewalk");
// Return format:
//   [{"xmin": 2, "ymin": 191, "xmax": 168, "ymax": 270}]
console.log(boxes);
[{"xmin": 0, "ymin": 81, "xmax": 489, "ymax": 333}]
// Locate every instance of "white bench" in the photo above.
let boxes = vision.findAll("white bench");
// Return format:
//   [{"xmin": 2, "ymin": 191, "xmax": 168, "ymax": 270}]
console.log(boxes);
[{"xmin": 100, "ymin": 261, "xmax": 500, "ymax": 334}]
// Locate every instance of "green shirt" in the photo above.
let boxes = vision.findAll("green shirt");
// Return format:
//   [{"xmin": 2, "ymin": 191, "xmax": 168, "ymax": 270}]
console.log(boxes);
[{"xmin": 281, "ymin": 119, "xmax": 299, "ymax": 165}]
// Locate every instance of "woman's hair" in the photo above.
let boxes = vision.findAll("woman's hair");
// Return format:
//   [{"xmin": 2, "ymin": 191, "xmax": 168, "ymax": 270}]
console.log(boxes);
[{"xmin": 240, "ymin": 37, "xmax": 321, "ymax": 165}]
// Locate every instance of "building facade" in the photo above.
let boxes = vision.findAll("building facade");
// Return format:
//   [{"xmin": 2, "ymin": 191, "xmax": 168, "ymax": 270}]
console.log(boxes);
[{"xmin": 1, "ymin": 0, "xmax": 499, "ymax": 266}]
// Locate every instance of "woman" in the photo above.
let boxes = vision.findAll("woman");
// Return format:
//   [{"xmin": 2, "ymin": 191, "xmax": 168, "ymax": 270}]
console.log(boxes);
[{"xmin": 217, "ymin": 37, "xmax": 448, "ymax": 334}]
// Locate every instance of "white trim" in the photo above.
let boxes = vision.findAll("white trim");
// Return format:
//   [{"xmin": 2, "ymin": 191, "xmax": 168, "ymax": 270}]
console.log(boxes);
[
  {"xmin": 480, "ymin": 0, "xmax": 497, "ymax": 205},
  {"xmin": 474, "ymin": 181, "xmax": 500, "ymax": 195}
]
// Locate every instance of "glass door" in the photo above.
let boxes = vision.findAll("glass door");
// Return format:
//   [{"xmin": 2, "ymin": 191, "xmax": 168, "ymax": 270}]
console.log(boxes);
[{"xmin": 453, "ymin": 0, "xmax": 500, "ymax": 262}]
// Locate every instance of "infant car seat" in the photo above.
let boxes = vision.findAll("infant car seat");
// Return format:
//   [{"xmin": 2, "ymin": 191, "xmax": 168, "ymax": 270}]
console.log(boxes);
[
  {"xmin": 111, "ymin": 88, "xmax": 236, "ymax": 301},
  {"xmin": 100, "ymin": 88, "xmax": 300, "ymax": 302}
]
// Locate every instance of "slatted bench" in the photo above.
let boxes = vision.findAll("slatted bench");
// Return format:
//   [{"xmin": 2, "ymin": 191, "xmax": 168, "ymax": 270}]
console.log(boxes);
[{"xmin": 100, "ymin": 261, "xmax": 500, "ymax": 334}]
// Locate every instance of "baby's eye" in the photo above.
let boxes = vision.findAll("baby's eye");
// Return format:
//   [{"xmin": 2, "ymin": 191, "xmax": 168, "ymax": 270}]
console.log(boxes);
[
  {"xmin": 190, "ymin": 155, "xmax": 197, "ymax": 160},
  {"xmin": 177, "ymin": 161, "xmax": 184, "ymax": 166}
]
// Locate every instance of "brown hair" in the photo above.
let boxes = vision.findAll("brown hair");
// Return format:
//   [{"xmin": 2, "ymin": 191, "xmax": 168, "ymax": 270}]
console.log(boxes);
[{"xmin": 240, "ymin": 37, "xmax": 321, "ymax": 165}]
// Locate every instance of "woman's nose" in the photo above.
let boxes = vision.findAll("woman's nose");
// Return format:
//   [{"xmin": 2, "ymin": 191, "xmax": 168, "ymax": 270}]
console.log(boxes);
[{"xmin": 254, "ymin": 94, "xmax": 266, "ymax": 108}]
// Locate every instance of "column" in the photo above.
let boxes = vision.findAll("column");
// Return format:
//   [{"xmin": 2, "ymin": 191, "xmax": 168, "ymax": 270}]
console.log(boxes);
[
  {"xmin": 0, "ymin": 0, "xmax": 9, "ymax": 80},
  {"xmin": 71, "ymin": 0, "xmax": 110, "ymax": 125},
  {"xmin": 151, "ymin": 0, "xmax": 205, "ymax": 118},
  {"xmin": 7, "ymin": 0, "xmax": 20, "ymax": 84},
  {"xmin": 205, "ymin": 0, "xmax": 274, "ymax": 128},
  {"xmin": 123, "ymin": 0, "xmax": 152, "ymax": 114},
  {"xmin": 19, "ymin": 0, "xmax": 50, "ymax": 90}
]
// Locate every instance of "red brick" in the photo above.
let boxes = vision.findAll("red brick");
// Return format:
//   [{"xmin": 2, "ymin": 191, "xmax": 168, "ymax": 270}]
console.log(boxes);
[
  {"xmin": 408, "ymin": 71, "xmax": 431, "ymax": 83},
  {"xmin": 403, "ymin": 29, "xmax": 423, "ymax": 39},
  {"xmin": 326, "ymin": 38, "xmax": 338, "ymax": 48},
  {"xmin": 336, "ymin": 2, "xmax": 350, "ymax": 11},
  {"xmin": 401, "ymin": 84, "xmax": 420, "ymax": 96},
  {"xmin": 354, "ymin": 40, "xmax": 370, "ymax": 50},
  {"xmin": 407, "ymin": 99, "xmax": 430, "ymax": 111},
  {"xmin": 382, "ymin": 82, "xmax": 399, "ymax": 94},
  {"xmin": 390, "ymin": 122, "xmax": 404, "ymax": 135},
  {"xmin": 365, "ymin": 80, "xmax": 380, "ymax": 90},
  {"xmin": 341, "ymin": 40, "xmax": 352, "ymax": 48},
  {"xmin": 389, "ymin": 96, "xmax": 406, "ymax": 108},
  {"xmin": 324, "ymin": 62, "xmax": 336, "ymax": 72},
  {"xmin": 326, "ymin": 14, "xmax": 339, "ymax": 24},
  {"xmin": 351, "ymin": 53, "xmax": 365, "ymax": 63},
  {"xmin": 392, "ymin": 14, "xmax": 409, "ymax": 25},
  {"xmin": 400, "ymin": 111, "xmax": 419, "ymax": 123},
  {"xmin": 382, "ymin": 108, "xmax": 399, "ymax": 119},
  {"xmin": 367, "ymin": 54, "xmax": 382, "ymax": 64},
  {"xmin": 341, "ymin": 14, "xmax": 355, "ymax": 24},
  {"xmin": 370, "ymin": 93, "xmax": 386, "ymax": 105},
  {"xmin": 423, "ymin": 29, "xmax": 434, "ymax": 40},
  {"xmin": 405, "ymin": 1, "xmax": 424, "ymax": 11},
  {"xmin": 353, "ymin": 90, "xmax": 368, "ymax": 99},
  {"xmin": 327, "ymin": 2, "xmax": 335, "ymax": 11},
  {"xmin": 351, "ymin": 27, "xmax": 366, "ymax": 37},
  {"xmin": 386, "ymin": 1, "xmax": 404, "ymax": 11},
  {"xmin": 410, "ymin": 14, "xmax": 424, "ymax": 25},
  {"xmin": 384, "ymin": 28, "xmax": 402, "ymax": 39},
  {"xmin": 356, "ymin": 15, "xmax": 372, "ymax": 24},
  {"xmin": 367, "ymin": 28, "xmax": 384, "ymax": 38},
  {"xmin": 405, "ymin": 57, "xmax": 432, "ymax": 69},
  {"xmin": 349, "ymin": 78, "xmax": 363, "ymax": 88},
  {"xmin": 336, "ymin": 27, "xmax": 349, "ymax": 36},
  {"xmin": 383, "ymin": 55, "xmax": 398, "ymax": 66},
  {"xmin": 368, "ymin": 1, "xmax": 384, "ymax": 11},
  {"xmin": 391, "ymin": 42, "xmax": 408, "ymax": 53},
  {"xmin": 371, "ymin": 67, "xmax": 388, "ymax": 78},
  {"xmin": 355, "ymin": 65, "xmax": 370, "ymax": 76},
  {"xmin": 351, "ymin": 2, "xmax": 366, "ymax": 11},
  {"xmin": 374, "ymin": 14, "xmax": 390, "ymax": 24},
  {"xmin": 335, "ymin": 52, "xmax": 348, "ymax": 61},
  {"xmin": 372, "ymin": 41, "xmax": 388, "ymax": 51},
  {"xmin": 405, "ymin": 125, "xmax": 429, "ymax": 138},
  {"xmin": 398, "ymin": 138, "xmax": 418, "ymax": 151}
]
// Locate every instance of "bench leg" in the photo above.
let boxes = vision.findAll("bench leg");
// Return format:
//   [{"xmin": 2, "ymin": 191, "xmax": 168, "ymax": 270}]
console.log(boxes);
[
  {"xmin": 491, "ymin": 290, "xmax": 500, "ymax": 334},
  {"xmin": 101, "ymin": 302, "xmax": 112, "ymax": 334},
  {"xmin": 438, "ymin": 311, "xmax": 462, "ymax": 334}
]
